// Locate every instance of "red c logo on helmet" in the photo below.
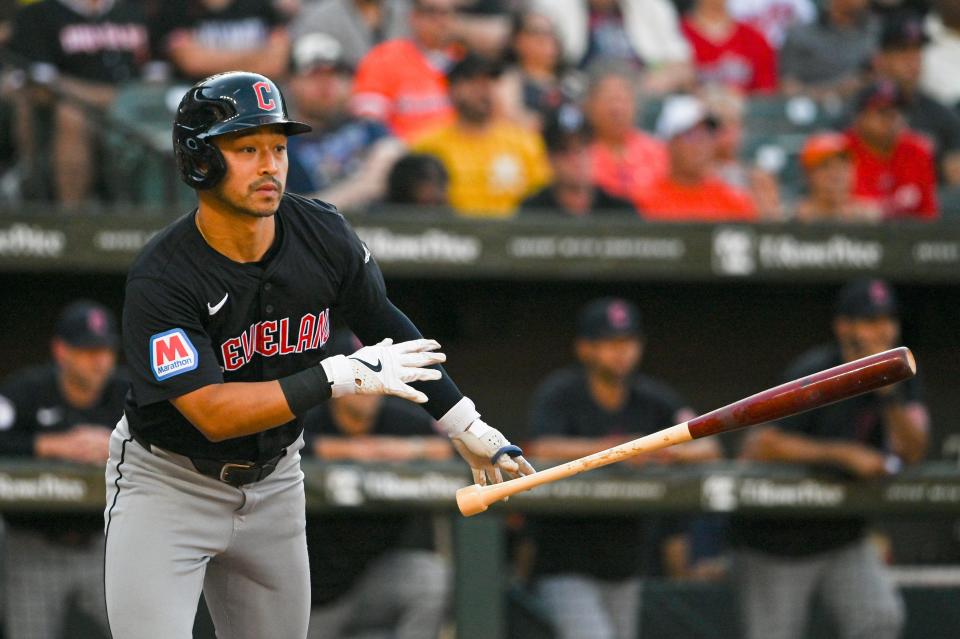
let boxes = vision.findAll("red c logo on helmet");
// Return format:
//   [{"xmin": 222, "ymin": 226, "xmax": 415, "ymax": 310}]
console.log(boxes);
[{"xmin": 252, "ymin": 81, "xmax": 276, "ymax": 111}]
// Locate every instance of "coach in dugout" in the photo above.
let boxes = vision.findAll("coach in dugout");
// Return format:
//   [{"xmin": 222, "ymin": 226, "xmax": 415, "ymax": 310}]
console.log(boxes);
[
  {"xmin": 732, "ymin": 278, "xmax": 929, "ymax": 639},
  {"xmin": 0, "ymin": 300, "xmax": 126, "ymax": 639},
  {"xmin": 524, "ymin": 297, "xmax": 720, "ymax": 639}
]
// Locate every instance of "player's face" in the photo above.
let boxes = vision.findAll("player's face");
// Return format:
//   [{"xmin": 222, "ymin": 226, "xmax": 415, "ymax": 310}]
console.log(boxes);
[
  {"xmin": 52, "ymin": 339, "xmax": 116, "ymax": 395},
  {"xmin": 855, "ymin": 106, "xmax": 904, "ymax": 149},
  {"xmin": 450, "ymin": 76, "xmax": 495, "ymax": 124},
  {"xmin": 576, "ymin": 336, "xmax": 643, "ymax": 382},
  {"xmin": 212, "ymin": 126, "xmax": 289, "ymax": 218},
  {"xmin": 411, "ymin": 0, "xmax": 456, "ymax": 49},
  {"xmin": 834, "ymin": 316, "xmax": 900, "ymax": 362},
  {"xmin": 586, "ymin": 76, "xmax": 636, "ymax": 140},
  {"xmin": 809, "ymin": 154, "xmax": 854, "ymax": 201}
]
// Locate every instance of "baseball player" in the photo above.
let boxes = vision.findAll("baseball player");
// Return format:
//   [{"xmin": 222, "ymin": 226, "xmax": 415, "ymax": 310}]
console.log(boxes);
[{"xmin": 103, "ymin": 70, "xmax": 535, "ymax": 639}]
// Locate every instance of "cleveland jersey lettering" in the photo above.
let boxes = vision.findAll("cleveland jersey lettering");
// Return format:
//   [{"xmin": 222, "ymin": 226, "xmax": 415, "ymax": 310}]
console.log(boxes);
[
  {"xmin": 122, "ymin": 193, "xmax": 387, "ymax": 461},
  {"xmin": 220, "ymin": 309, "xmax": 330, "ymax": 371}
]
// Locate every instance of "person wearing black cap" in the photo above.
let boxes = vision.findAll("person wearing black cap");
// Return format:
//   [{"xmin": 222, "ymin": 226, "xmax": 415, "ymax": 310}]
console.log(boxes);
[
  {"xmin": 519, "ymin": 105, "xmax": 636, "ymax": 217},
  {"xmin": 845, "ymin": 79, "xmax": 939, "ymax": 219},
  {"xmin": 871, "ymin": 13, "xmax": 960, "ymax": 186},
  {"xmin": 523, "ymin": 298, "xmax": 719, "ymax": 639},
  {"xmin": 301, "ymin": 331, "xmax": 452, "ymax": 639},
  {"xmin": 0, "ymin": 300, "xmax": 126, "ymax": 638},
  {"xmin": 731, "ymin": 278, "xmax": 929, "ymax": 639},
  {"xmin": 413, "ymin": 52, "xmax": 551, "ymax": 218}
]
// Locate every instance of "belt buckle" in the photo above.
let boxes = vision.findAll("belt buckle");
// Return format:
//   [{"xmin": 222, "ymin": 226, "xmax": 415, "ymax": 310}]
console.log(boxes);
[{"xmin": 219, "ymin": 462, "xmax": 255, "ymax": 485}]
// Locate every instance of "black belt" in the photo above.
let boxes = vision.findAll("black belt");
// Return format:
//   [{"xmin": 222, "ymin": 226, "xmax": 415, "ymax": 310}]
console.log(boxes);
[{"xmin": 128, "ymin": 426, "xmax": 286, "ymax": 488}]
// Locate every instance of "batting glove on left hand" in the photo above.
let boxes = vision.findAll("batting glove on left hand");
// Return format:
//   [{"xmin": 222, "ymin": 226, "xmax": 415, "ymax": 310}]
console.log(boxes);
[
  {"xmin": 321, "ymin": 338, "xmax": 446, "ymax": 403},
  {"xmin": 451, "ymin": 419, "xmax": 536, "ymax": 485}
]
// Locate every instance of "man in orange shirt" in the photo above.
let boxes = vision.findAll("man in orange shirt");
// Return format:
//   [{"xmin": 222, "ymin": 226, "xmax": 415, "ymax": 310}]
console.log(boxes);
[
  {"xmin": 638, "ymin": 95, "xmax": 758, "ymax": 221},
  {"xmin": 585, "ymin": 65, "xmax": 668, "ymax": 211},
  {"xmin": 351, "ymin": 0, "xmax": 458, "ymax": 141}
]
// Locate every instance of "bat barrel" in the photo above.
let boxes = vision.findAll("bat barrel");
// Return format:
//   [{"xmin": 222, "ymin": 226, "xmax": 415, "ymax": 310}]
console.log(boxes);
[{"xmin": 687, "ymin": 346, "xmax": 915, "ymax": 439}]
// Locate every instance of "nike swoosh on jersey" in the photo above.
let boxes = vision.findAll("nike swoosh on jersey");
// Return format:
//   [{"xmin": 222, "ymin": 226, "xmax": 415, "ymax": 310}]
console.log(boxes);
[
  {"xmin": 350, "ymin": 357, "xmax": 383, "ymax": 372},
  {"xmin": 208, "ymin": 292, "xmax": 229, "ymax": 315}
]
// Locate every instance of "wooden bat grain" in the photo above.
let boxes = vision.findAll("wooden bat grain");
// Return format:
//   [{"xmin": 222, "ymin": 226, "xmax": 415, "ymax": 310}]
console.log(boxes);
[{"xmin": 457, "ymin": 347, "xmax": 916, "ymax": 516}]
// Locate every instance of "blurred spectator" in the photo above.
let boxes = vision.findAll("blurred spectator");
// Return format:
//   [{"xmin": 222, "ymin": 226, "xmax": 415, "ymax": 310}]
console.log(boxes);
[
  {"xmin": 386, "ymin": 152, "xmax": 450, "ymax": 207},
  {"xmin": 152, "ymin": 0, "xmax": 290, "ymax": 81},
  {"xmin": 728, "ymin": 0, "xmax": 817, "ymax": 49},
  {"xmin": 520, "ymin": 105, "xmax": 635, "ymax": 217},
  {"xmin": 533, "ymin": 0, "xmax": 694, "ymax": 95},
  {"xmin": 0, "ymin": 300, "xmax": 125, "ymax": 638},
  {"xmin": 871, "ymin": 14, "xmax": 960, "ymax": 185},
  {"xmin": 284, "ymin": 33, "xmax": 405, "ymax": 210},
  {"xmin": 302, "ymin": 333, "xmax": 451, "ymax": 639},
  {"xmin": 794, "ymin": 132, "xmax": 882, "ymax": 221},
  {"xmin": 290, "ymin": 0, "xmax": 409, "ymax": 68},
  {"xmin": 681, "ymin": 0, "xmax": 778, "ymax": 93},
  {"xmin": 524, "ymin": 297, "xmax": 720, "ymax": 639},
  {"xmin": 351, "ymin": 0, "xmax": 457, "ymax": 141},
  {"xmin": 584, "ymin": 64, "xmax": 668, "ymax": 211},
  {"xmin": 8, "ymin": 0, "xmax": 149, "ymax": 206},
  {"xmin": 779, "ymin": 0, "xmax": 878, "ymax": 100},
  {"xmin": 638, "ymin": 95, "xmax": 758, "ymax": 221},
  {"xmin": 846, "ymin": 80, "xmax": 939, "ymax": 219},
  {"xmin": 733, "ymin": 278, "xmax": 928, "ymax": 639},
  {"xmin": 921, "ymin": 0, "xmax": 960, "ymax": 110},
  {"xmin": 703, "ymin": 86, "xmax": 783, "ymax": 218},
  {"xmin": 495, "ymin": 9, "xmax": 577, "ymax": 131},
  {"xmin": 413, "ymin": 54, "xmax": 551, "ymax": 217}
]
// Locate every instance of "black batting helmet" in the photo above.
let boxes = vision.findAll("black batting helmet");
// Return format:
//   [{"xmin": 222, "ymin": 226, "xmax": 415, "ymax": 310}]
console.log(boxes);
[{"xmin": 173, "ymin": 71, "xmax": 311, "ymax": 190}]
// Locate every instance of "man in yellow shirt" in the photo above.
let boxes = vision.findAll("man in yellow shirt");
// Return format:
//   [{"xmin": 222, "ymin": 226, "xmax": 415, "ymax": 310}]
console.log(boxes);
[{"xmin": 414, "ymin": 54, "xmax": 551, "ymax": 218}]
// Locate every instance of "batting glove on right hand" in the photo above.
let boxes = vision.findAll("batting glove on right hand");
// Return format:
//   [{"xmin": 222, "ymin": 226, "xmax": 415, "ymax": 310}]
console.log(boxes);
[
  {"xmin": 321, "ymin": 338, "xmax": 446, "ymax": 403},
  {"xmin": 451, "ymin": 419, "xmax": 536, "ymax": 485}
]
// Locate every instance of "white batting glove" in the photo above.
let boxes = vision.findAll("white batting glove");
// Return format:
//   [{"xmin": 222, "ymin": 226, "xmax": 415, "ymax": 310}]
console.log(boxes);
[
  {"xmin": 451, "ymin": 419, "xmax": 536, "ymax": 486},
  {"xmin": 320, "ymin": 338, "xmax": 445, "ymax": 403}
]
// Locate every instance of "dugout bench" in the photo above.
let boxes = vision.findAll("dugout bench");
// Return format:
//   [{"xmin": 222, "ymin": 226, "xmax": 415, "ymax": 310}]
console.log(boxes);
[{"xmin": 0, "ymin": 460, "xmax": 958, "ymax": 638}]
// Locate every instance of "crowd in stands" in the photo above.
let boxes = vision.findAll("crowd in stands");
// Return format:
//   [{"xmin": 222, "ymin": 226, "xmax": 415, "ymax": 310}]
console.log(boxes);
[{"xmin": 0, "ymin": 0, "xmax": 958, "ymax": 221}]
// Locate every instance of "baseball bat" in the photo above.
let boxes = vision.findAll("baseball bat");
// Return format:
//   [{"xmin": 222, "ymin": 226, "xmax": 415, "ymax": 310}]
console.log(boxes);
[{"xmin": 457, "ymin": 346, "xmax": 916, "ymax": 516}]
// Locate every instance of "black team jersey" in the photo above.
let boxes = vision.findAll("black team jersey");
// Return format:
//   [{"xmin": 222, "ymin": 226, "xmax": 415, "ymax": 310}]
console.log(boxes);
[{"xmin": 122, "ymin": 193, "xmax": 462, "ymax": 463}]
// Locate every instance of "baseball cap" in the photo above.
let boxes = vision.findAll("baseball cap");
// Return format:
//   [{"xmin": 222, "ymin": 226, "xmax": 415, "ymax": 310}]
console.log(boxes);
[
  {"xmin": 542, "ymin": 104, "xmax": 591, "ymax": 154},
  {"xmin": 834, "ymin": 279, "xmax": 899, "ymax": 319},
  {"xmin": 54, "ymin": 300, "xmax": 119, "ymax": 348},
  {"xmin": 853, "ymin": 80, "xmax": 907, "ymax": 113},
  {"xmin": 879, "ymin": 15, "xmax": 929, "ymax": 50},
  {"xmin": 446, "ymin": 53, "xmax": 503, "ymax": 84},
  {"xmin": 800, "ymin": 132, "xmax": 851, "ymax": 171},
  {"xmin": 292, "ymin": 33, "xmax": 352, "ymax": 75},
  {"xmin": 656, "ymin": 95, "xmax": 718, "ymax": 140},
  {"xmin": 576, "ymin": 298, "xmax": 643, "ymax": 340}
]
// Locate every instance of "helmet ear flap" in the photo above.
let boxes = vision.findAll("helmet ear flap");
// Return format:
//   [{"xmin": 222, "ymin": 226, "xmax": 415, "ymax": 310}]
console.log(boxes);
[{"xmin": 175, "ymin": 134, "xmax": 226, "ymax": 190}]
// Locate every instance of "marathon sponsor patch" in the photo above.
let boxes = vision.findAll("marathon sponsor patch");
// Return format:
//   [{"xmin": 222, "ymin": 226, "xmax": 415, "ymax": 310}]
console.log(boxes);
[{"xmin": 150, "ymin": 328, "xmax": 199, "ymax": 381}]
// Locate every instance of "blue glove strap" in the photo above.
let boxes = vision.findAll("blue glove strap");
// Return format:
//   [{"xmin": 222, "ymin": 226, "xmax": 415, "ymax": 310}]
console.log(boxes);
[{"xmin": 491, "ymin": 445, "xmax": 523, "ymax": 465}]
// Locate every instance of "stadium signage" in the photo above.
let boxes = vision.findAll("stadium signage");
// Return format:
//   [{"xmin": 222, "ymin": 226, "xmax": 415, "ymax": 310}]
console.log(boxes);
[{"xmin": 0, "ymin": 223, "xmax": 65, "ymax": 258}]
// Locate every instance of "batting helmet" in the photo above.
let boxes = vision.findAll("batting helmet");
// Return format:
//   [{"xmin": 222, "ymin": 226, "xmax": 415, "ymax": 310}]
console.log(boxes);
[{"xmin": 173, "ymin": 71, "xmax": 312, "ymax": 189}]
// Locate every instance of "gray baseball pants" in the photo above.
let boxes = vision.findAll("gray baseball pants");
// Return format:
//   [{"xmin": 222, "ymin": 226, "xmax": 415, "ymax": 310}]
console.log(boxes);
[
  {"xmin": 734, "ymin": 538, "xmax": 905, "ymax": 639},
  {"xmin": 535, "ymin": 574, "xmax": 642, "ymax": 639},
  {"xmin": 104, "ymin": 415, "xmax": 310, "ymax": 639}
]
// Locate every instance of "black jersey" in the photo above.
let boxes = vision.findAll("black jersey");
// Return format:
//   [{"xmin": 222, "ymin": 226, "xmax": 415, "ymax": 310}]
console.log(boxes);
[
  {"xmin": 0, "ymin": 363, "xmax": 127, "ymax": 537},
  {"xmin": 731, "ymin": 343, "xmax": 924, "ymax": 557},
  {"xmin": 10, "ymin": 0, "xmax": 149, "ymax": 84},
  {"xmin": 123, "ymin": 193, "xmax": 462, "ymax": 463}
]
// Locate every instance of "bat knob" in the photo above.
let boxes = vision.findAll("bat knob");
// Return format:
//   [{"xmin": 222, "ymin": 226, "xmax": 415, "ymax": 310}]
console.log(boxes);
[{"xmin": 456, "ymin": 484, "xmax": 488, "ymax": 517}]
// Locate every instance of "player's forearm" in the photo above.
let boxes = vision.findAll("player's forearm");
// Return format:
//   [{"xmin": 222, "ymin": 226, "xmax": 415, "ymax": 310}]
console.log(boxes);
[
  {"xmin": 526, "ymin": 437, "xmax": 623, "ymax": 461},
  {"xmin": 172, "ymin": 381, "xmax": 300, "ymax": 442},
  {"xmin": 743, "ymin": 427, "xmax": 843, "ymax": 465},
  {"xmin": 884, "ymin": 402, "xmax": 929, "ymax": 464}
]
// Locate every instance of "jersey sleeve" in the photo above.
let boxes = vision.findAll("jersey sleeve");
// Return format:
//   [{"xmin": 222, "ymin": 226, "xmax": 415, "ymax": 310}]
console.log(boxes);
[
  {"xmin": 0, "ymin": 376, "xmax": 40, "ymax": 456},
  {"xmin": 122, "ymin": 276, "xmax": 224, "ymax": 407},
  {"xmin": 528, "ymin": 377, "xmax": 576, "ymax": 438},
  {"xmin": 330, "ymin": 214, "xmax": 466, "ymax": 420}
]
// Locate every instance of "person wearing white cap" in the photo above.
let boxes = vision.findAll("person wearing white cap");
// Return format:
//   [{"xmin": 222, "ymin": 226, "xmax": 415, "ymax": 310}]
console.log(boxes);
[
  {"xmin": 285, "ymin": 33, "xmax": 406, "ymax": 210},
  {"xmin": 637, "ymin": 95, "xmax": 757, "ymax": 220}
]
